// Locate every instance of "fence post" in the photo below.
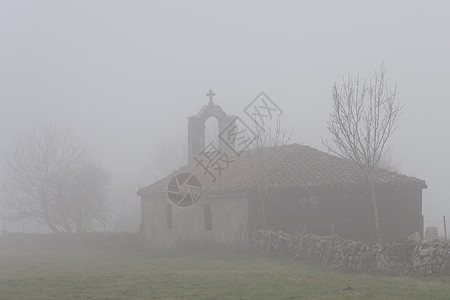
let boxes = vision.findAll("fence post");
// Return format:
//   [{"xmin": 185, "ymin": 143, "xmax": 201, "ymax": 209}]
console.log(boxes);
[{"xmin": 444, "ymin": 216, "xmax": 447, "ymax": 241}]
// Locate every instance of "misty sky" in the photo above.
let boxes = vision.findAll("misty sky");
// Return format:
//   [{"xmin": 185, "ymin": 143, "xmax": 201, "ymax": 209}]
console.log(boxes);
[{"xmin": 1, "ymin": 1, "xmax": 449, "ymax": 230}]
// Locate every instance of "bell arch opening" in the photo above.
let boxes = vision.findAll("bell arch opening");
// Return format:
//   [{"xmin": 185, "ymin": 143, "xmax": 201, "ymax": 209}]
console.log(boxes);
[{"xmin": 204, "ymin": 116, "xmax": 219, "ymax": 147}]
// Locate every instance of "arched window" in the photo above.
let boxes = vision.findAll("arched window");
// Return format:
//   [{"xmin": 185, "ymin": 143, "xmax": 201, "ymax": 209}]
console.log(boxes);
[{"xmin": 204, "ymin": 116, "xmax": 219, "ymax": 147}]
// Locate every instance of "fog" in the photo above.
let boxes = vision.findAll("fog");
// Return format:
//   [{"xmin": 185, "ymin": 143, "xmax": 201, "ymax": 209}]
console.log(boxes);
[{"xmin": 1, "ymin": 0, "xmax": 450, "ymax": 232}]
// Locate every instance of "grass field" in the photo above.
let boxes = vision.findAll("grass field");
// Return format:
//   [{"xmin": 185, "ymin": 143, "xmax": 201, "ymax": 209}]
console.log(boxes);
[{"xmin": 1, "ymin": 248, "xmax": 450, "ymax": 300}]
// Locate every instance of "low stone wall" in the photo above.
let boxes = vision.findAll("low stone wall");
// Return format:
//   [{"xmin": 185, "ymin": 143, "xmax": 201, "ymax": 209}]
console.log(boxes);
[{"xmin": 250, "ymin": 230, "xmax": 450, "ymax": 276}]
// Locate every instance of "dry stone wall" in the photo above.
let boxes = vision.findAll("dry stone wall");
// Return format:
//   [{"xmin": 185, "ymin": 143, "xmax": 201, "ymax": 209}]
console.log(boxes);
[{"xmin": 250, "ymin": 230, "xmax": 450, "ymax": 276}]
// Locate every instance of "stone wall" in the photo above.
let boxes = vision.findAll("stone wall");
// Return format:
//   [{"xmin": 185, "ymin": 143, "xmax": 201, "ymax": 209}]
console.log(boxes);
[{"xmin": 250, "ymin": 229, "xmax": 450, "ymax": 276}]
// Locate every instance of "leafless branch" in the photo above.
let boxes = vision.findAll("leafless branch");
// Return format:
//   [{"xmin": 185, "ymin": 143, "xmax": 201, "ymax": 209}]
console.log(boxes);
[
  {"xmin": 322, "ymin": 64, "xmax": 402, "ymax": 243},
  {"xmin": 0, "ymin": 124, "xmax": 105, "ymax": 233},
  {"xmin": 246, "ymin": 117, "xmax": 293, "ymax": 229}
]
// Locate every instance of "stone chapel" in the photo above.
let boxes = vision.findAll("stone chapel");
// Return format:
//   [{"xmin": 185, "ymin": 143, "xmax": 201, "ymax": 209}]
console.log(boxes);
[{"xmin": 137, "ymin": 92, "xmax": 427, "ymax": 249}]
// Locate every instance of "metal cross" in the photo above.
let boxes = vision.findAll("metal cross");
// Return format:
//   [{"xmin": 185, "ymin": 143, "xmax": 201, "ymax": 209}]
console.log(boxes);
[{"xmin": 206, "ymin": 89, "xmax": 216, "ymax": 104}]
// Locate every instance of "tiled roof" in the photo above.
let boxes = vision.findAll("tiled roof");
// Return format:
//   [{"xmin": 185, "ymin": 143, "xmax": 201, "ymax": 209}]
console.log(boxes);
[{"xmin": 137, "ymin": 143, "xmax": 427, "ymax": 197}]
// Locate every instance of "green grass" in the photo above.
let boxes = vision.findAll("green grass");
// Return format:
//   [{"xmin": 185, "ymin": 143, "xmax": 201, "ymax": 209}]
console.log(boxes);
[{"xmin": 1, "ymin": 248, "xmax": 450, "ymax": 300}]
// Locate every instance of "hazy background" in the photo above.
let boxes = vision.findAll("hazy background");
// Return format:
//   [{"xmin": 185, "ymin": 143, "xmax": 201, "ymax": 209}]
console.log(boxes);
[{"xmin": 1, "ymin": 1, "xmax": 449, "ymax": 232}]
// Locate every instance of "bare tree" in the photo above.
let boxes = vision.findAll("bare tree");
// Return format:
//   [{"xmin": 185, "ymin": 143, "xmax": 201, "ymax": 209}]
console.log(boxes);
[
  {"xmin": 323, "ymin": 64, "xmax": 402, "ymax": 243},
  {"xmin": 246, "ymin": 118, "xmax": 292, "ymax": 229},
  {"xmin": 378, "ymin": 150, "xmax": 402, "ymax": 173},
  {"xmin": 0, "ymin": 124, "xmax": 95, "ymax": 233},
  {"xmin": 48, "ymin": 163, "xmax": 110, "ymax": 233},
  {"xmin": 144, "ymin": 137, "xmax": 188, "ymax": 182}
]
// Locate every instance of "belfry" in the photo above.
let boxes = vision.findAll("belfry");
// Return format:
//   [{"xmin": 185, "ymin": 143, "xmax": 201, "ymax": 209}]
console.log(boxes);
[{"xmin": 187, "ymin": 90, "xmax": 236, "ymax": 163}]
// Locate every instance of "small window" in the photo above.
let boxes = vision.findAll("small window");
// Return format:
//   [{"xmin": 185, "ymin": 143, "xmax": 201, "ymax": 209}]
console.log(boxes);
[
  {"xmin": 167, "ymin": 204, "xmax": 172, "ymax": 229},
  {"xmin": 204, "ymin": 205, "xmax": 212, "ymax": 231}
]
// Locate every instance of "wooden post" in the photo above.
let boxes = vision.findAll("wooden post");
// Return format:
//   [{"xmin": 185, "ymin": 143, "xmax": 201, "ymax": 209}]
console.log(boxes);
[
  {"xmin": 327, "ymin": 223, "xmax": 335, "ymax": 264},
  {"xmin": 297, "ymin": 225, "xmax": 307, "ymax": 257},
  {"xmin": 266, "ymin": 230, "xmax": 272, "ymax": 257},
  {"xmin": 444, "ymin": 216, "xmax": 447, "ymax": 241}
]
